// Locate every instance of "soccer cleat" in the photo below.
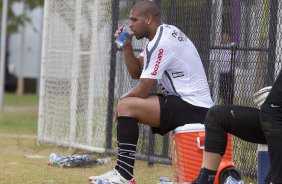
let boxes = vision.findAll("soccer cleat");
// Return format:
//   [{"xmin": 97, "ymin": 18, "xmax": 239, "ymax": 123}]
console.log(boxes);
[{"xmin": 89, "ymin": 169, "xmax": 136, "ymax": 184}]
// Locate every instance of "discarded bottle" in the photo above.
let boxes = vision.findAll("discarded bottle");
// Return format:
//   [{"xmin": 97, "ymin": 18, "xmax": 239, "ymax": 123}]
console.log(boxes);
[
  {"xmin": 56, "ymin": 154, "xmax": 93, "ymax": 167},
  {"xmin": 224, "ymin": 176, "xmax": 244, "ymax": 184},
  {"xmin": 157, "ymin": 177, "xmax": 174, "ymax": 184},
  {"xmin": 49, "ymin": 153, "xmax": 62, "ymax": 166},
  {"xmin": 96, "ymin": 157, "xmax": 111, "ymax": 165},
  {"xmin": 48, "ymin": 153, "xmax": 112, "ymax": 168}
]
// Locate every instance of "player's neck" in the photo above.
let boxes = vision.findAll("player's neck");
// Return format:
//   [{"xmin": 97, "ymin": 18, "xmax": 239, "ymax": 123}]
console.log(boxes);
[{"xmin": 147, "ymin": 22, "xmax": 162, "ymax": 41}]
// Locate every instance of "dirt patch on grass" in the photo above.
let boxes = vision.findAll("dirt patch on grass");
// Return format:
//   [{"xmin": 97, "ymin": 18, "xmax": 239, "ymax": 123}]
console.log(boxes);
[
  {"xmin": 3, "ymin": 105, "xmax": 38, "ymax": 112},
  {"xmin": 0, "ymin": 133, "xmax": 36, "ymax": 139}
]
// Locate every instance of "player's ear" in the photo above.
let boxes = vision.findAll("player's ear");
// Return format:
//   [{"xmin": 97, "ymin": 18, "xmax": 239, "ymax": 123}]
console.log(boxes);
[{"xmin": 146, "ymin": 14, "xmax": 153, "ymax": 25}]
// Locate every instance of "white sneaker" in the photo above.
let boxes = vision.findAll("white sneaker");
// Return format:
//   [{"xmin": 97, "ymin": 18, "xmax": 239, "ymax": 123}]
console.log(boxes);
[
  {"xmin": 89, "ymin": 169, "xmax": 136, "ymax": 184},
  {"xmin": 89, "ymin": 169, "xmax": 118, "ymax": 181}
]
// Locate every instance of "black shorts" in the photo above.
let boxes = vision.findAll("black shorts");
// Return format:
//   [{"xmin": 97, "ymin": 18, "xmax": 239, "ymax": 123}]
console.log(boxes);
[{"xmin": 151, "ymin": 94, "xmax": 209, "ymax": 136}]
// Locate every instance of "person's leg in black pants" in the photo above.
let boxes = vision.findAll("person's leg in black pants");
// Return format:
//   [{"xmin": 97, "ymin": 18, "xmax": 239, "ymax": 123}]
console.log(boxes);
[
  {"xmin": 260, "ymin": 69, "xmax": 282, "ymax": 184},
  {"xmin": 193, "ymin": 105, "xmax": 267, "ymax": 184}
]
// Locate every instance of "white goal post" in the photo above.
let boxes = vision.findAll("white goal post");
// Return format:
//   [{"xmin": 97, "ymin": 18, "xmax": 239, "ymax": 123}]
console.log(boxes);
[{"xmin": 37, "ymin": 0, "xmax": 113, "ymax": 152}]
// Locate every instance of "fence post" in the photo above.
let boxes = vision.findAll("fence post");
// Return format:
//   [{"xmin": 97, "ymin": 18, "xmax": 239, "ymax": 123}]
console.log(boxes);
[
  {"xmin": 106, "ymin": 0, "xmax": 120, "ymax": 150},
  {"xmin": 204, "ymin": 0, "xmax": 212, "ymax": 69},
  {"xmin": 147, "ymin": 130, "xmax": 155, "ymax": 166},
  {"xmin": 0, "ymin": 0, "xmax": 9, "ymax": 110},
  {"xmin": 230, "ymin": 42, "xmax": 237, "ymax": 105},
  {"xmin": 162, "ymin": 133, "xmax": 169, "ymax": 158},
  {"xmin": 267, "ymin": 0, "xmax": 278, "ymax": 85}
]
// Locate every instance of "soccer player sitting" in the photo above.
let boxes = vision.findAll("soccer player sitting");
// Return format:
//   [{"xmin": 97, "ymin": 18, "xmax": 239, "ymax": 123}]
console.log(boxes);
[{"xmin": 88, "ymin": 1, "xmax": 213, "ymax": 183}]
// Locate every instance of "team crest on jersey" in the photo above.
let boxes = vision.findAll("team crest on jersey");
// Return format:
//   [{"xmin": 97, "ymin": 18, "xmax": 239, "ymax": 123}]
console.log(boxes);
[
  {"xmin": 172, "ymin": 71, "xmax": 184, "ymax": 78},
  {"xmin": 151, "ymin": 48, "xmax": 164, "ymax": 75}
]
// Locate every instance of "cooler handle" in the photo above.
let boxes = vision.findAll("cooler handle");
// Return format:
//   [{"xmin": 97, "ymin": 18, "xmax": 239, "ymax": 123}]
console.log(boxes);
[{"xmin": 197, "ymin": 137, "xmax": 204, "ymax": 150}]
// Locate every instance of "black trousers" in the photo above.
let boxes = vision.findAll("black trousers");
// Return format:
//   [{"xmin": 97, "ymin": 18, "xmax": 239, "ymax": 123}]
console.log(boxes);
[
  {"xmin": 260, "ymin": 69, "xmax": 282, "ymax": 184},
  {"xmin": 204, "ymin": 68, "xmax": 282, "ymax": 183},
  {"xmin": 204, "ymin": 105, "xmax": 266, "ymax": 157}
]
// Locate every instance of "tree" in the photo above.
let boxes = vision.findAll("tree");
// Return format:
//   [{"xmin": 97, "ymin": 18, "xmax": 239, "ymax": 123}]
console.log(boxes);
[
  {"xmin": 0, "ymin": 0, "xmax": 44, "ymax": 96},
  {"xmin": 0, "ymin": 0, "xmax": 44, "ymax": 34}
]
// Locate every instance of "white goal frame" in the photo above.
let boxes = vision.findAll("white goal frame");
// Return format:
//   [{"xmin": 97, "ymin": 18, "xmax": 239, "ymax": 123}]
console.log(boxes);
[{"xmin": 37, "ymin": 0, "xmax": 113, "ymax": 153}]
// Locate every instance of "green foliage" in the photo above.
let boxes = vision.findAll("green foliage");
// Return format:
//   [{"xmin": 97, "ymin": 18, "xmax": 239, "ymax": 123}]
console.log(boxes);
[
  {"xmin": 119, "ymin": 0, "xmax": 206, "ymax": 22},
  {"xmin": 0, "ymin": 0, "xmax": 44, "ymax": 34},
  {"xmin": 119, "ymin": 0, "xmax": 135, "ymax": 20},
  {"xmin": 162, "ymin": 0, "xmax": 205, "ymax": 13}
]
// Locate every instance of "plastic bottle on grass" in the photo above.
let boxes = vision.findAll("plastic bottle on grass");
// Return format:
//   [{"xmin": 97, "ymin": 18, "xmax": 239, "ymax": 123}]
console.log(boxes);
[
  {"xmin": 157, "ymin": 177, "xmax": 174, "ymax": 184},
  {"xmin": 224, "ymin": 176, "xmax": 244, "ymax": 184},
  {"xmin": 96, "ymin": 157, "xmax": 111, "ymax": 165},
  {"xmin": 49, "ymin": 153, "xmax": 62, "ymax": 166}
]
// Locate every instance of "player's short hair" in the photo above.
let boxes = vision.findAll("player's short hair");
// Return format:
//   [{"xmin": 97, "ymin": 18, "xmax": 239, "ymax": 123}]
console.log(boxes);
[{"xmin": 131, "ymin": 0, "xmax": 161, "ymax": 19}]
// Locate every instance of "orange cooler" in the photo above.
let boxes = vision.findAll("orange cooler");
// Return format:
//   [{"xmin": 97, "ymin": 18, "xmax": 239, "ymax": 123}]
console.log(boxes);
[{"xmin": 171, "ymin": 123, "xmax": 233, "ymax": 183}]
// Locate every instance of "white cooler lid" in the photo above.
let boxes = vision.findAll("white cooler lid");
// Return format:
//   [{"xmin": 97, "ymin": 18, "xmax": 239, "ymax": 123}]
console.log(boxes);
[{"xmin": 174, "ymin": 123, "xmax": 205, "ymax": 133}]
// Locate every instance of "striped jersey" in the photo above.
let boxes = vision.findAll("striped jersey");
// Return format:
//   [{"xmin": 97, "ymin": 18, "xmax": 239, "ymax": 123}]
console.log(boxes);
[{"xmin": 140, "ymin": 24, "xmax": 213, "ymax": 108}]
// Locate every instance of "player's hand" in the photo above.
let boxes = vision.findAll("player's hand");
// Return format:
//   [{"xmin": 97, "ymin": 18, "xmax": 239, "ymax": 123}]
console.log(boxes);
[
  {"xmin": 253, "ymin": 86, "xmax": 272, "ymax": 108},
  {"xmin": 114, "ymin": 25, "xmax": 133, "ymax": 48},
  {"xmin": 114, "ymin": 25, "xmax": 125, "ymax": 38}
]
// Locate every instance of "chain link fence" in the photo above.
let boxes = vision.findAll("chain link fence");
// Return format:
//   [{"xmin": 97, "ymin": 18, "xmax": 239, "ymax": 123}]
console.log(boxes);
[
  {"xmin": 39, "ymin": 0, "xmax": 282, "ymax": 183},
  {"xmin": 112, "ymin": 0, "xmax": 282, "ymax": 183}
]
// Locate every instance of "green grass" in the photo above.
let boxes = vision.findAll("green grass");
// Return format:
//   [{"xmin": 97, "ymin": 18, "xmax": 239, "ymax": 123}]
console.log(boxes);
[
  {"xmin": 0, "ymin": 93, "xmax": 38, "ymax": 134},
  {"xmin": 0, "ymin": 93, "xmax": 173, "ymax": 184},
  {"xmin": 0, "ymin": 111, "xmax": 38, "ymax": 134},
  {"xmin": 3, "ymin": 92, "xmax": 39, "ymax": 106}
]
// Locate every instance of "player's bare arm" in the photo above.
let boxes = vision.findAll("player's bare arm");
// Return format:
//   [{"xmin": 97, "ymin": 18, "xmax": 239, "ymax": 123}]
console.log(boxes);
[
  {"xmin": 120, "ymin": 78, "xmax": 155, "ymax": 100},
  {"xmin": 114, "ymin": 26, "xmax": 143, "ymax": 79},
  {"xmin": 122, "ymin": 45, "xmax": 143, "ymax": 79}
]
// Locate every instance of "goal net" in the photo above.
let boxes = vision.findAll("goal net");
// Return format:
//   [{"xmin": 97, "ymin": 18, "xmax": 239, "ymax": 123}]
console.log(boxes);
[{"xmin": 37, "ymin": 0, "xmax": 113, "ymax": 152}]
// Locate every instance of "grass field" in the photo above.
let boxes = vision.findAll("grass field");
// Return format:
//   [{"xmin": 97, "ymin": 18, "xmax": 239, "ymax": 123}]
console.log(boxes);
[{"xmin": 0, "ymin": 93, "xmax": 173, "ymax": 184}]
